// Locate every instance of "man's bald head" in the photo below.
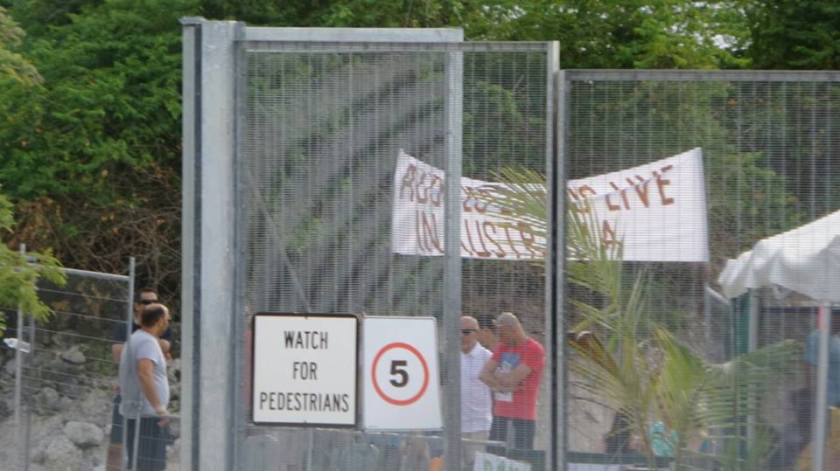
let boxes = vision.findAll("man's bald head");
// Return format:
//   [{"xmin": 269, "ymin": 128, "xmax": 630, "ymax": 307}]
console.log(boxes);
[
  {"xmin": 461, "ymin": 316, "xmax": 479, "ymax": 330},
  {"xmin": 460, "ymin": 315, "xmax": 480, "ymax": 352},
  {"xmin": 495, "ymin": 311, "xmax": 526, "ymax": 345},
  {"xmin": 495, "ymin": 311, "xmax": 521, "ymax": 328}
]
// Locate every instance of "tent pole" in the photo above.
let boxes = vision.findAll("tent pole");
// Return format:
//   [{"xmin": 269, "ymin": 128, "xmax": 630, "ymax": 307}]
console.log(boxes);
[
  {"xmin": 812, "ymin": 302, "xmax": 830, "ymax": 471},
  {"xmin": 746, "ymin": 290, "xmax": 758, "ymax": 453}
]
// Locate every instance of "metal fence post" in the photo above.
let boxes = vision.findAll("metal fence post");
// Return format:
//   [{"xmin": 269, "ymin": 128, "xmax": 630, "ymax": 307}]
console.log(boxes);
[
  {"xmin": 14, "ymin": 243, "xmax": 26, "ymax": 469},
  {"xmin": 548, "ymin": 50, "xmax": 566, "ymax": 471},
  {"xmin": 443, "ymin": 45, "xmax": 464, "ymax": 471},
  {"xmin": 131, "ymin": 416, "xmax": 141, "ymax": 471},
  {"xmin": 812, "ymin": 302, "xmax": 830, "ymax": 471},
  {"xmin": 120, "ymin": 257, "xmax": 136, "ymax": 468}
]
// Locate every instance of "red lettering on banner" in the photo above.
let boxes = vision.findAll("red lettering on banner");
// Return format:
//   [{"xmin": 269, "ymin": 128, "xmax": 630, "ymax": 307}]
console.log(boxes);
[
  {"xmin": 415, "ymin": 209, "xmax": 428, "ymax": 252},
  {"xmin": 462, "ymin": 186, "xmax": 474, "ymax": 213},
  {"xmin": 567, "ymin": 188, "xmax": 580, "ymax": 212},
  {"xmin": 608, "ymin": 182, "xmax": 630, "ymax": 210},
  {"xmin": 461, "ymin": 238, "xmax": 474, "ymax": 256},
  {"xmin": 568, "ymin": 185, "xmax": 596, "ymax": 213},
  {"xmin": 629, "ymin": 175, "xmax": 650, "ymax": 207},
  {"xmin": 483, "ymin": 222, "xmax": 506, "ymax": 258},
  {"xmin": 419, "ymin": 210, "xmax": 443, "ymax": 254},
  {"xmin": 462, "ymin": 186, "xmax": 490, "ymax": 214},
  {"xmin": 416, "ymin": 172, "xmax": 429, "ymax": 204},
  {"xmin": 601, "ymin": 220, "xmax": 623, "ymax": 250},
  {"xmin": 465, "ymin": 220, "xmax": 491, "ymax": 257},
  {"xmin": 474, "ymin": 188, "xmax": 490, "ymax": 214},
  {"xmin": 501, "ymin": 222, "xmax": 522, "ymax": 258},
  {"xmin": 429, "ymin": 175, "xmax": 443, "ymax": 207},
  {"xmin": 518, "ymin": 222, "xmax": 543, "ymax": 258},
  {"xmin": 578, "ymin": 186, "xmax": 596, "ymax": 198},
  {"xmin": 654, "ymin": 165, "xmax": 674, "ymax": 205},
  {"xmin": 605, "ymin": 191, "xmax": 621, "ymax": 211},
  {"xmin": 400, "ymin": 164, "xmax": 417, "ymax": 201}
]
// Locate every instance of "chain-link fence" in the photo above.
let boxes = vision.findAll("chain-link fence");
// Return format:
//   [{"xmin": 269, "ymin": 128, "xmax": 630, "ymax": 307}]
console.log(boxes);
[
  {"xmin": 236, "ymin": 42, "xmax": 554, "ymax": 471},
  {"xmin": 2, "ymin": 260, "xmax": 131, "ymax": 469},
  {"xmin": 184, "ymin": 20, "xmax": 840, "ymax": 471},
  {"xmin": 562, "ymin": 71, "xmax": 840, "ymax": 471},
  {"xmin": 2, "ymin": 256, "xmax": 182, "ymax": 470}
]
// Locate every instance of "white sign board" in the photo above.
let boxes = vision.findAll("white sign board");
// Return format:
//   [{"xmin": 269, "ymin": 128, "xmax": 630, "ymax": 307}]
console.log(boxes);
[
  {"xmin": 568, "ymin": 465, "xmax": 621, "ymax": 471},
  {"xmin": 363, "ymin": 316, "xmax": 442, "ymax": 430},
  {"xmin": 473, "ymin": 452, "xmax": 532, "ymax": 471},
  {"xmin": 252, "ymin": 313, "xmax": 358, "ymax": 426},
  {"xmin": 391, "ymin": 148, "xmax": 708, "ymax": 262}
]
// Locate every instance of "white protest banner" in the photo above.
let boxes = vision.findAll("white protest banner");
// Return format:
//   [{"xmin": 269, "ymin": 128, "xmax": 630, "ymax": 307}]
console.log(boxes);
[
  {"xmin": 391, "ymin": 148, "xmax": 708, "ymax": 262},
  {"xmin": 567, "ymin": 148, "xmax": 708, "ymax": 262},
  {"xmin": 473, "ymin": 451, "xmax": 532, "ymax": 471},
  {"xmin": 391, "ymin": 150, "xmax": 546, "ymax": 261}
]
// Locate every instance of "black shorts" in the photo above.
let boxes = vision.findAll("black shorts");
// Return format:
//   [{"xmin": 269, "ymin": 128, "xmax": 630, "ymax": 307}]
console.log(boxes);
[
  {"xmin": 110, "ymin": 395, "xmax": 125, "ymax": 444},
  {"xmin": 125, "ymin": 417, "xmax": 168, "ymax": 471},
  {"xmin": 488, "ymin": 416, "xmax": 536, "ymax": 450}
]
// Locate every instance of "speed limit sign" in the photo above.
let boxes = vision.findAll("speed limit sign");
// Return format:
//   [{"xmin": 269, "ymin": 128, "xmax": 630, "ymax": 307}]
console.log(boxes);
[{"xmin": 363, "ymin": 317, "xmax": 442, "ymax": 430}]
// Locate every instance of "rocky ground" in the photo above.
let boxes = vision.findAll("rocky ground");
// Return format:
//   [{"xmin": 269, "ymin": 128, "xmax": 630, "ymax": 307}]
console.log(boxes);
[{"xmin": 0, "ymin": 344, "xmax": 181, "ymax": 470}]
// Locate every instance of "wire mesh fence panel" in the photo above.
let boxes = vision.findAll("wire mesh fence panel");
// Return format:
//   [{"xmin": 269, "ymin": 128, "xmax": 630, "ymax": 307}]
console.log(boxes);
[
  {"xmin": 237, "ymin": 43, "xmax": 553, "ymax": 471},
  {"xmin": 125, "ymin": 414, "xmax": 182, "ymax": 471},
  {"xmin": 563, "ymin": 73, "xmax": 840, "ymax": 471},
  {"xmin": 1, "ymin": 267, "xmax": 141, "ymax": 470}
]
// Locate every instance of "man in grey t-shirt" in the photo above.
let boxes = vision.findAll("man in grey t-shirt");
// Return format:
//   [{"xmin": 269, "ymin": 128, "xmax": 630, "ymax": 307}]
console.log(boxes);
[{"xmin": 118, "ymin": 303, "xmax": 171, "ymax": 471}]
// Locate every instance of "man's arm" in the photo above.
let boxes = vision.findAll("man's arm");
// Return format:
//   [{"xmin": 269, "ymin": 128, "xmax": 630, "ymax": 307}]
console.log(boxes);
[
  {"xmin": 494, "ymin": 363, "xmax": 531, "ymax": 389},
  {"xmin": 159, "ymin": 339, "xmax": 171, "ymax": 360},
  {"xmin": 137, "ymin": 358, "xmax": 166, "ymax": 415},
  {"xmin": 479, "ymin": 358, "xmax": 502, "ymax": 390},
  {"xmin": 479, "ymin": 358, "xmax": 516, "ymax": 393},
  {"xmin": 113, "ymin": 339, "xmax": 168, "ymax": 364},
  {"xmin": 111, "ymin": 343, "xmax": 124, "ymax": 364}
]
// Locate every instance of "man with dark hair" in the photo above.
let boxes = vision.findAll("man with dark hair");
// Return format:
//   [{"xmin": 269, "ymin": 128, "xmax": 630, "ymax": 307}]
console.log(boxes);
[
  {"xmin": 479, "ymin": 312, "xmax": 545, "ymax": 451},
  {"xmin": 106, "ymin": 289, "xmax": 172, "ymax": 470},
  {"xmin": 476, "ymin": 314, "xmax": 498, "ymax": 351},
  {"xmin": 118, "ymin": 302, "xmax": 172, "ymax": 471}
]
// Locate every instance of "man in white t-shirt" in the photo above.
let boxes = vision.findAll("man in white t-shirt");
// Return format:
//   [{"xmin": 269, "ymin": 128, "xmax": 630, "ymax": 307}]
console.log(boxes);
[
  {"xmin": 118, "ymin": 303, "xmax": 171, "ymax": 471},
  {"xmin": 460, "ymin": 315, "xmax": 493, "ymax": 469}
]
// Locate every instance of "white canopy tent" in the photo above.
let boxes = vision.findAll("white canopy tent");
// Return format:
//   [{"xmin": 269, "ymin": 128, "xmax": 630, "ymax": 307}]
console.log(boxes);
[
  {"xmin": 718, "ymin": 209, "xmax": 840, "ymax": 302},
  {"xmin": 718, "ymin": 209, "xmax": 840, "ymax": 471}
]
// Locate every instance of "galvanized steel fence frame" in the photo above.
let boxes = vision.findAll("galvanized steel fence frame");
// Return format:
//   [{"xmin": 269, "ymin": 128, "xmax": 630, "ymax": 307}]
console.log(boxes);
[
  {"xmin": 182, "ymin": 18, "xmax": 840, "ymax": 471},
  {"xmin": 8, "ymin": 247, "xmax": 135, "ymax": 470},
  {"xmin": 182, "ymin": 19, "xmax": 560, "ymax": 471},
  {"xmin": 560, "ymin": 69, "xmax": 840, "ymax": 471}
]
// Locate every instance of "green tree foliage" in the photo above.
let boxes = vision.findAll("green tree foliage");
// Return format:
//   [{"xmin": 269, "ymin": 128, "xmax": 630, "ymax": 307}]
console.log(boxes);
[
  {"xmin": 1, "ymin": 0, "xmax": 193, "ymax": 301},
  {"xmin": 200, "ymin": 0, "xmax": 747, "ymax": 69},
  {"xmin": 484, "ymin": 175, "xmax": 798, "ymax": 470},
  {"xmin": 0, "ymin": 4, "xmax": 65, "ymax": 334},
  {"xmin": 0, "ymin": 5, "xmax": 41, "ymax": 85},
  {"xmin": 460, "ymin": 0, "xmax": 749, "ymax": 69},
  {"xmin": 0, "ymin": 0, "xmax": 835, "ymax": 318},
  {"xmin": 0, "ymin": 194, "xmax": 65, "ymax": 333},
  {"xmin": 744, "ymin": 0, "xmax": 840, "ymax": 69}
]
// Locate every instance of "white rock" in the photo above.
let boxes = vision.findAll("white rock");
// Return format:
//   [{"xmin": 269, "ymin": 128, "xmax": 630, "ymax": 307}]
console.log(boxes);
[
  {"xmin": 64, "ymin": 421, "xmax": 103, "ymax": 448},
  {"xmin": 3, "ymin": 358, "xmax": 15, "ymax": 376},
  {"xmin": 35, "ymin": 387, "xmax": 61, "ymax": 412},
  {"xmin": 43, "ymin": 434, "xmax": 84, "ymax": 469},
  {"xmin": 61, "ymin": 347, "xmax": 86, "ymax": 365}
]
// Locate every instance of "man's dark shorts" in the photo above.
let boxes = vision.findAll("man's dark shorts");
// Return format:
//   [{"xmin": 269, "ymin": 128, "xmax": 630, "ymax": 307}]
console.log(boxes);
[
  {"xmin": 110, "ymin": 395, "xmax": 124, "ymax": 444},
  {"xmin": 488, "ymin": 416, "xmax": 536, "ymax": 451},
  {"xmin": 126, "ymin": 417, "xmax": 168, "ymax": 471}
]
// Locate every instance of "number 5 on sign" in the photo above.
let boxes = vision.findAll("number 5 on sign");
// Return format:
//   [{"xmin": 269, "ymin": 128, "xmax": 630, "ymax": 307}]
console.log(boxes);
[{"xmin": 363, "ymin": 317, "xmax": 442, "ymax": 430}]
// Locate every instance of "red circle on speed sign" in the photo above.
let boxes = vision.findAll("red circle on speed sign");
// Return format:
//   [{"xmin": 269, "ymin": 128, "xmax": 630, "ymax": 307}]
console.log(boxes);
[{"xmin": 371, "ymin": 342, "xmax": 430, "ymax": 406}]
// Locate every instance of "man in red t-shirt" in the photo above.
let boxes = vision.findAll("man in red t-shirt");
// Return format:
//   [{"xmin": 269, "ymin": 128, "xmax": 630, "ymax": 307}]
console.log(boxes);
[{"xmin": 479, "ymin": 311, "xmax": 545, "ymax": 450}]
